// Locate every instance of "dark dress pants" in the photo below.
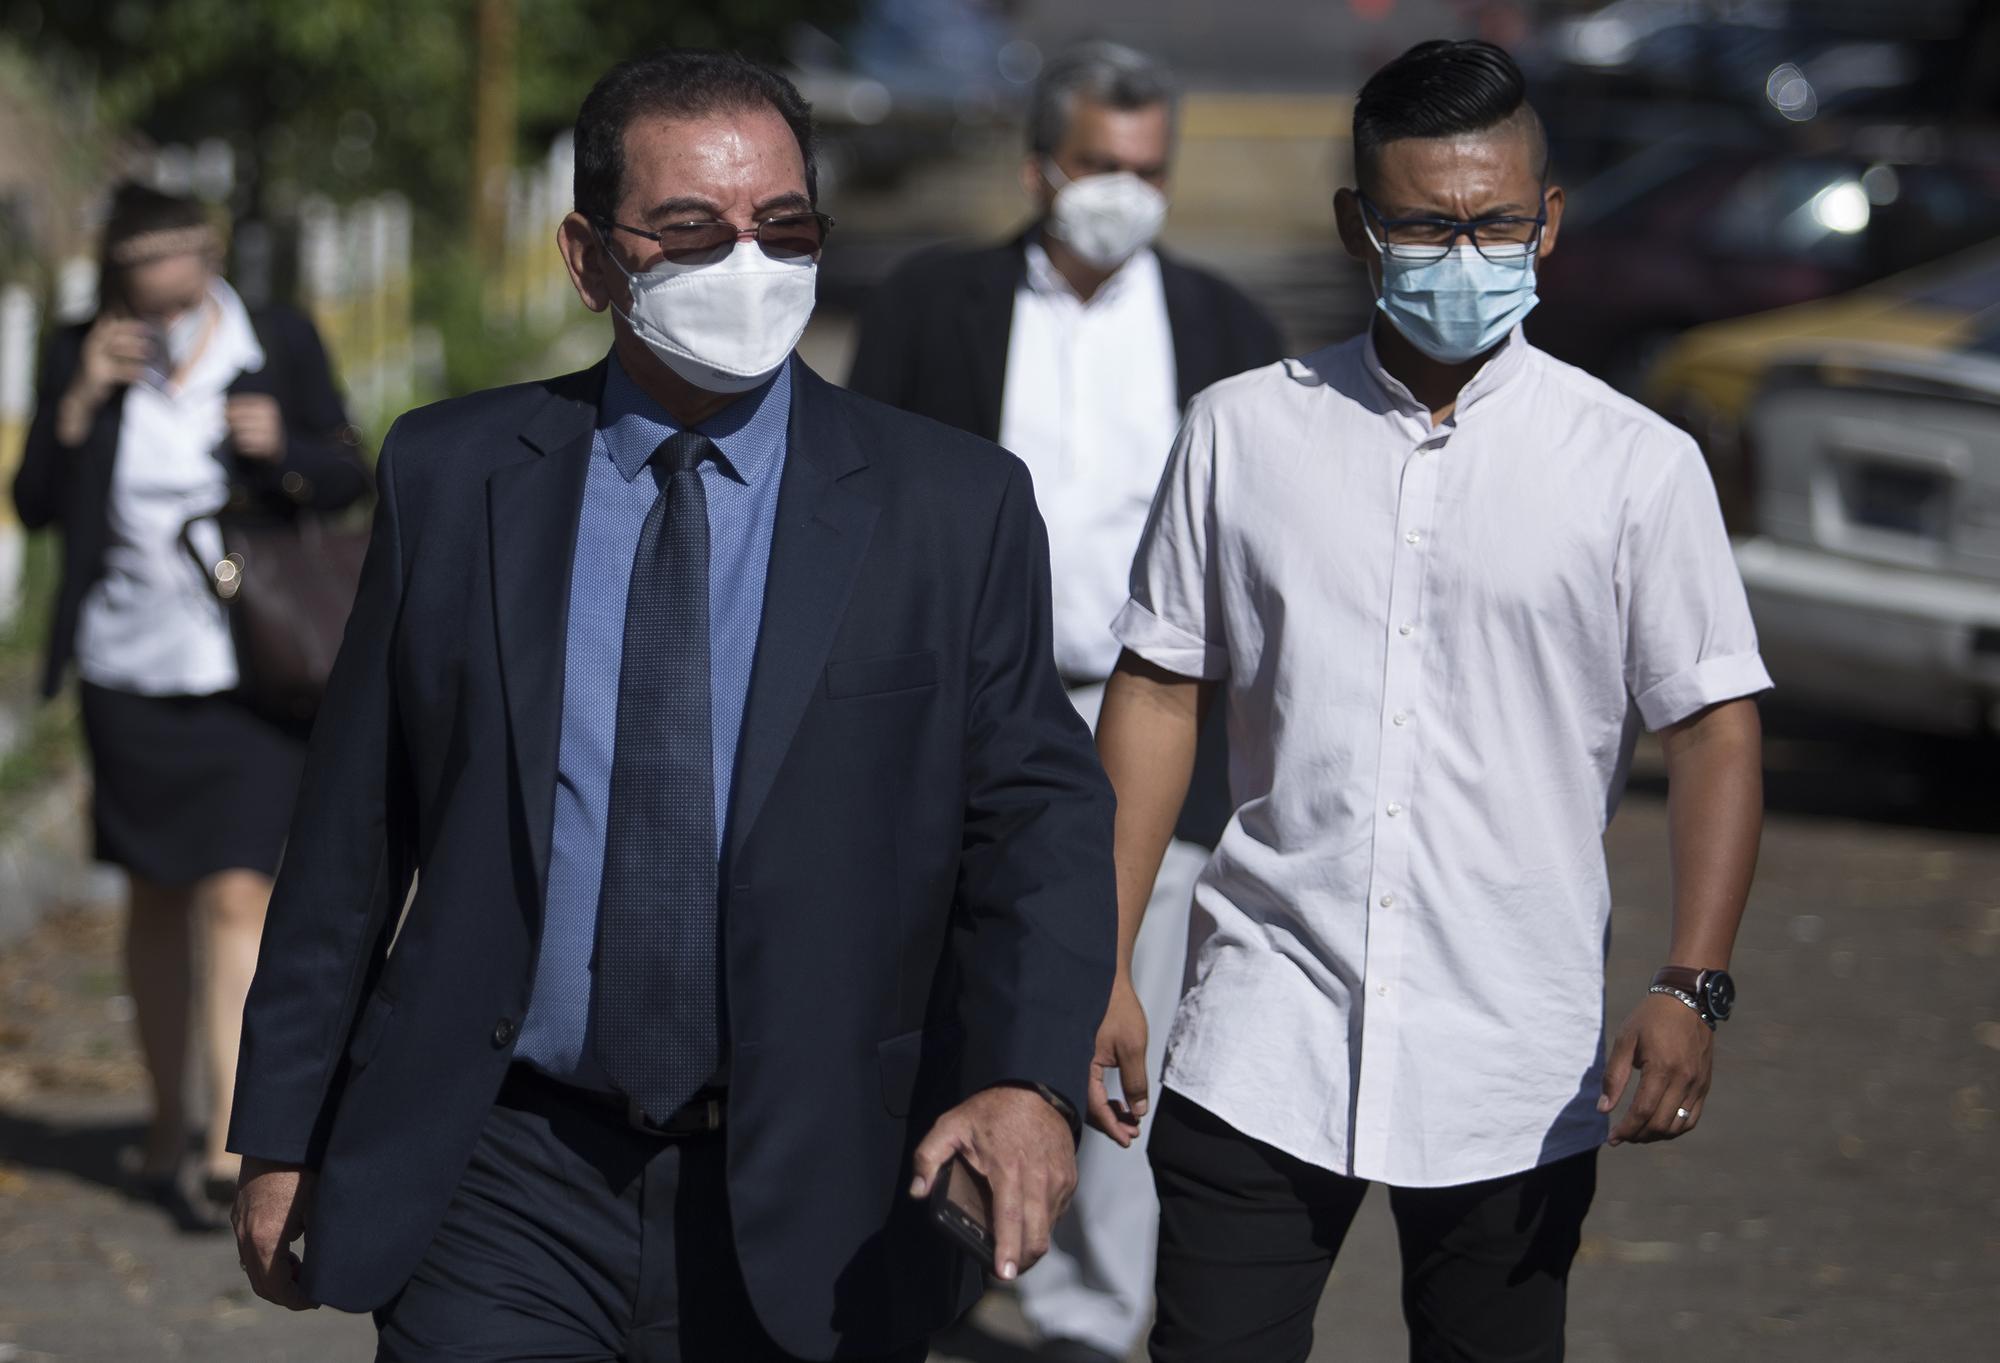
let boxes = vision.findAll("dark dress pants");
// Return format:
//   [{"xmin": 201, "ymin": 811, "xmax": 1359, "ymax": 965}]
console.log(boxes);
[
  {"xmin": 1148, "ymin": 1090, "xmax": 1598, "ymax": 1363},
  {"xmin": 373, "ymin": 1069, "xmax": 929, "ymax": 1363}
]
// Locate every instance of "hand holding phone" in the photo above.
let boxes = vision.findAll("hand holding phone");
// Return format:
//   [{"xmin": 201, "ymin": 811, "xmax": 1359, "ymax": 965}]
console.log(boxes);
[
  {"xmin": 910, "ymin": 1085, "xmax": 1076, "ymax": 1280},
  {"xmin": 928, "ymin": 1155, "xmax": 996, "ymax": 1262}
]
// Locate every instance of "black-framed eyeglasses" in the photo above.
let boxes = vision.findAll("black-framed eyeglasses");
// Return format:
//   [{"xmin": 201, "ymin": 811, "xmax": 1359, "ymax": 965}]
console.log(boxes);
[
  {"xmin": 1356, "ymin": 193, "xmax": 1546, "ymax": 266},
  {"xmin": 597, "ymin": 211, "xmax": 835, "ymax": 267}
]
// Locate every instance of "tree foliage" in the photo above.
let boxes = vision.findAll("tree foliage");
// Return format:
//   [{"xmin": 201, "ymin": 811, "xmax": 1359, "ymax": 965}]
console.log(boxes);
[{"xmin": 7, "ymin": 0, "xmax": 856, "ymax": 226}]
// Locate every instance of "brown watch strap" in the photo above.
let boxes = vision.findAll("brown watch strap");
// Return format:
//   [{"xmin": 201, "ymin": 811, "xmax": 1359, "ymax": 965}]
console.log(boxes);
[{"xmin": 1652, "ymin": 966, "xmax": 1705, "ymax": 994}]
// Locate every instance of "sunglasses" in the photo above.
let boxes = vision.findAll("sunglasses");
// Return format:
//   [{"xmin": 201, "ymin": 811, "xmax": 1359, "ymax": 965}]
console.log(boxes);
[{"xmin": 596, "ymin": 212, "xmax": 834, "ymax": 268}]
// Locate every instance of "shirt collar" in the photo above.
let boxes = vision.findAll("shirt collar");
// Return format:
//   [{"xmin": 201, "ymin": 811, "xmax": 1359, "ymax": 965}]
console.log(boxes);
[
  {"xmin": 598, "ymin": 352, "xmax": 791, "ymax": 487},
  {"xmin": 1022, "ymin": 235, "xmax": 1157, "ymax": 305},
  {"xmin": 1360, "ymin": 321, "xmax": 1531, "ymax": 423}
]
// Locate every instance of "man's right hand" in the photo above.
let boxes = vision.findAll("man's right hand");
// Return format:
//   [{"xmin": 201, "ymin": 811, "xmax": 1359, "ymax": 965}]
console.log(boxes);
[
  {"xmin": 1085, "ymin": 975, "xmax": 1150, "ymax": 1146},
  {"xmin": 232, "ymin": 1157, "xmax": 319, "ymax": 1311}
]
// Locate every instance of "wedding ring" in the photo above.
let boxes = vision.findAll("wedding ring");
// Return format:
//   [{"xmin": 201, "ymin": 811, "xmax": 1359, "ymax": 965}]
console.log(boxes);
[{"xmin": 1674, "ymin": 1107, "xmax": 1691, "ymax": 1122}]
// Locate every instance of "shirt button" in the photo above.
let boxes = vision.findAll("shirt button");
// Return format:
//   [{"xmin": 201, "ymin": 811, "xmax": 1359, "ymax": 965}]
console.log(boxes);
[
  {"xmin": 1392, "ymin": 711, "xmax": 1409, "ymax": 726},
  {"xmin": 1377, "ymin": 984, "xmax": 1391, "ymax": 997},
  {"xmin": 1404, "ymin": 531, "xmax": 1422, "ymax": 546},
  {"xmin": 1386, "ymin": 802, "xmax": 1403, "ymax": 817},
  {"xmin": 491, "ymin": 1017, "xmax": 517, "ymax": 1048},
  {"xmin": 1380, "ymin": 894, "xmax": 1396, "ymax": 908},
  {"xmin": 1399, "ymin": 623, "xmax": 1416, "ymax": 637}
]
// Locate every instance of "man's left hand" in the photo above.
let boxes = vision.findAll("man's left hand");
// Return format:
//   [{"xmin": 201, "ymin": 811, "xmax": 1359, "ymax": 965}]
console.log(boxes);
[
  {"xmin": 226, "ymin": 394, "xmax": 286, "ymax": 461},
  {"xmin": 1599, "ymin": 991, "xmax": 1714, "ymax": 1145},
  {"xmin": 909, "ymin": 1085, "xmax": 1077, "ymax": 1281}
]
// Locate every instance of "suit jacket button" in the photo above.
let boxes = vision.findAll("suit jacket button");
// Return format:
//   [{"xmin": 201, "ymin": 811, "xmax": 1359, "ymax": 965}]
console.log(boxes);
[{"xmin": 492, "ymin": 1017, "xmax": 517, "ymax": 1048}]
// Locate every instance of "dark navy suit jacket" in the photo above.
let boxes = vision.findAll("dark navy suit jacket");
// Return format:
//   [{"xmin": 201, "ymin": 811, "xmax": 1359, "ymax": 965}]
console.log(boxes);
[{"xmin": 228, "ymin": 356, "xmax": 1117, "ymax": 1358}]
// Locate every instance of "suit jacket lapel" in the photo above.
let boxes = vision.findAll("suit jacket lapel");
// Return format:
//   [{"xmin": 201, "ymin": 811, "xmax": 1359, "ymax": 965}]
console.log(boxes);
[
  {"xmin": 727, "ymin": 360, "xmax": 878, "ymax": 866},
  {"xmin": 1157, "ymin": 250, "xmax": 1216, "ymax": 410},
  {"xmin": 488, "ymin": 363, "xmax": 603, "ymax": 903},
  {"xmin": 958, "ymin": 238, "xmax": 1026, "ymax": 443}
]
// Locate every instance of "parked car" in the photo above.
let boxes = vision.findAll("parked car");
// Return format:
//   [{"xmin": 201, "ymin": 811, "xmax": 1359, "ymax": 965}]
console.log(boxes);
[
  {"xmin": 1532, "ymin": 142, "xmax": 2000, "ymax": 390},
  {"xmin": 1526, "ymin": 0, "xmax": 2000, "ymax": 128},
  {"xmin": 1644, "ymin": 238, "xmax": 2000, "ymax": 529},
  {"xmin": 1726, "ymin": 340, "xmax": 2000, "ymax": 735}
]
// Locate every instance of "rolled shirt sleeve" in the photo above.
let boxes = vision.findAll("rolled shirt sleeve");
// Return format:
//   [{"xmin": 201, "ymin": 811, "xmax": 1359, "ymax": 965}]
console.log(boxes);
[
  {"xmin": 1618, "ymin": 432, "xmax": 1774, "ymax": 730},
  {"xmin": 1112, "ymin": 398, "xmax": 1230, "ymax": 682}
]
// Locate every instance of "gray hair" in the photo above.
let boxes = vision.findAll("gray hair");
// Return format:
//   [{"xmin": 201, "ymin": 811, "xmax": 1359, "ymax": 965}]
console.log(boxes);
[{"xmin": 1028, "ymin": 41, "xmax": 1178, "ymax": 157}]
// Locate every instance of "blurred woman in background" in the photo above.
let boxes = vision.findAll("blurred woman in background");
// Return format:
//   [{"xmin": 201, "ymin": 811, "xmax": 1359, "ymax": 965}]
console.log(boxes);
[{"xmin": 11, "ymin": 183, "xmax": 368, "ymax": 1230}]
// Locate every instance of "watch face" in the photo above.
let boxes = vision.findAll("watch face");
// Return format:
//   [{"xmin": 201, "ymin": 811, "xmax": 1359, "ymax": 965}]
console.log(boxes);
[{"xmin": 1703, "ymin": 971, "xmax": 1736, "ymax": 1021}]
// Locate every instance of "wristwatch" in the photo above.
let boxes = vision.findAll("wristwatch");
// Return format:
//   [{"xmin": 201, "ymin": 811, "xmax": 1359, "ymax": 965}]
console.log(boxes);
[{"xmin": 1650, "ymin": 965, "xmax": 1736, "ymax": 1030}]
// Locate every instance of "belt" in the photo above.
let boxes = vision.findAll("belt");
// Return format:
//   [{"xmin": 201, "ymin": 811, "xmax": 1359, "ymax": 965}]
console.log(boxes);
[{"xmin": 500, "ymin": 1064, "xmax": 727, "ymax": 1136}]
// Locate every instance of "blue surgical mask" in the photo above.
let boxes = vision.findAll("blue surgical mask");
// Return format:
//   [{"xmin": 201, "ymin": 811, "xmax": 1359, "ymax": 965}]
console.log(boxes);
[{"xmin": 1368, "ymin": 232, "xmax": 1539, "ymax": 364}]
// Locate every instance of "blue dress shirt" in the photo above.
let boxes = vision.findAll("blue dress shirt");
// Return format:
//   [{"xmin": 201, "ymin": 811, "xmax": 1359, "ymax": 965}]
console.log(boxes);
[{"xmin": 516, "ymin": 355, "xmax": 790, "ymax": 1085}]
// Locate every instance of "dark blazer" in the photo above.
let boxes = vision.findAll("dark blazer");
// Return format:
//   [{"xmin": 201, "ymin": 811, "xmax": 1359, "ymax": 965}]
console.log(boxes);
[
  {"xmin": 846, "ymin": 231, "xmax": 1283, "ymax": 444},
  {"xmin": 12, "ymin": 304, "xmax": 372, "ymax": 697},
  {"xmin": 228, "ymin": 357, "xmax": 1117, "ymax": 1359},
  {"xmin": 846, "ymin": 233, "xmax": 1284, "ymax": 846}
]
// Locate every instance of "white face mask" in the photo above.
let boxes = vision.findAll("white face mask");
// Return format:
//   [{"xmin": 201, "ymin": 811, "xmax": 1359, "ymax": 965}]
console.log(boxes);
[
  {"xmin": 601, "ymin": 235, "xmax": 818, "ymax": 394},
  {"xmin": 1044, "ymin": 162, "xmax": 1168, "ymax": 270},
  {"xmin": 139, "ymin": 295, "xmax": 215, "ymax": 389}
]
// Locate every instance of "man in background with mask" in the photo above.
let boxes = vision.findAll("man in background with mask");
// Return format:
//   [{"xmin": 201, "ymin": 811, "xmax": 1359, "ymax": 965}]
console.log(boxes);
[
  {"xmin": 849, "ymin": 40, "xmax": 1280, "ymax": 1363},
  {"xmin": 228, "ymin": 49, "xmax": 1115, "ymax": 1362},
  {"xmin": 1090, "ymin": 40, "xmax": 1769, "ymax": 1361}
]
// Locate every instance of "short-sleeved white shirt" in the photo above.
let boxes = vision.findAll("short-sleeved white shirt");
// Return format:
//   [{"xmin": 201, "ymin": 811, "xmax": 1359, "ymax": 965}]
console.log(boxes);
[{"xmin": 1112, "ymin": 329, "xmax": 1771, "ymax": 1187}]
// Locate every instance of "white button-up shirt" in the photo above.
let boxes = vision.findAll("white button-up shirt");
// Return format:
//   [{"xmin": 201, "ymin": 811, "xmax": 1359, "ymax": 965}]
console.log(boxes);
[
  {"xmin": 1112, "ymin": 329, "xmax": 1771, "ymax": 1187},
  {"xmin": 999, "ymin": 240, "xmax": 1180, "ymax": 683},
  {"xmin": 76, "ymin": 279, "xmax": 263, "ymax": 697}
]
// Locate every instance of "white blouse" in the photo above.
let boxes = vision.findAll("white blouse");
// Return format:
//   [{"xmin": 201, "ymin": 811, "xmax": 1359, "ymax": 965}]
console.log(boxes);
[
  {"xmin": 1113, "ymin": 330, "xmax": 1771, "ymax": 1187},
  {"xmin": 75, "ymin": 279, "xmax": 264, "ymax": 697}
]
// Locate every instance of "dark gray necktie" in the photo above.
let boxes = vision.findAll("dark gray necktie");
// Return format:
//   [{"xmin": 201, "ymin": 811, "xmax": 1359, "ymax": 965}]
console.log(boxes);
[{"xmin": 592, "ymin": 430, "xmax": 718, "ymax": 1123}]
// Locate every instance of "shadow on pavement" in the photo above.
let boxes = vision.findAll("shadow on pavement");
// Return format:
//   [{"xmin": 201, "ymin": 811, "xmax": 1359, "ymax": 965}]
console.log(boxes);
[
  {"xmin": 0, "ymin": 1107, "xmax": 234, "ymax": 1235},
  {"xmin": 0, "ymin": 1108, "xmax": 148, "ymax": 1195},
  {"xmin": 1627, "ymin": 702, "xmax": 2000, "ymax": 836},
  {"xmin": 933, "ymin": 1316, "xmax": 1049, "ymax": 1363}
]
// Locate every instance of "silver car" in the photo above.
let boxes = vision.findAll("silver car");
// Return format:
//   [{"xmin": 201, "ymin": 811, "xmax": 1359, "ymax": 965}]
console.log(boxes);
[{"xmin": 1735, "ymin": 343, "xmax": 2000, "ymax": 734}]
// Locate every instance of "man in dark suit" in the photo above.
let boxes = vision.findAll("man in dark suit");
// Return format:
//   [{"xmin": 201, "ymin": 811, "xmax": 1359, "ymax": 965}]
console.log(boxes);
[
  {"xmin": 847, "ymin": 42, "xmax": 1280, "ymax": 1363},
  {"xmin": 228, "ymin": 49, "xmax": 1116, "ymax": 1363}
]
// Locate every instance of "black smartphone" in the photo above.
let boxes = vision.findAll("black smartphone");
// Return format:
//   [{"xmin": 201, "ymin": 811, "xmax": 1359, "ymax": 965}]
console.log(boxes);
[
  {"xmin": 928, "ymin": 1155, "xmax": 995, "ymax": 1263},
  {"xmin": 139, "ymin": 322, "xmax": 172, "ymax": 390}
]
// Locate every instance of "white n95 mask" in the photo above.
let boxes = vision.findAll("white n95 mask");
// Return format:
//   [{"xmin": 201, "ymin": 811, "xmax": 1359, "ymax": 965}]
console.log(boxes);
[
  {"xmin": 1045, "ymin": 162, "xmax": 1168, "ymax": 270},
  {"xmin": 602, "ymin": 237, "xmax": 818, "ymax": 394}
]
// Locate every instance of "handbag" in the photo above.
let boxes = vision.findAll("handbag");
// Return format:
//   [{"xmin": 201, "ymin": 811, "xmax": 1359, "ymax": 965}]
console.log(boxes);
[{"xmin": 182, "ymin": 494, "xmax": 369, "ymax": 723}]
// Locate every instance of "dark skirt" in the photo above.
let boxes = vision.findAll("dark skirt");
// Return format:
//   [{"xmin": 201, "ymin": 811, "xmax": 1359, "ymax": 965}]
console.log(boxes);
[{"xmin": 78, "ymin": 682, "xmax": 308, "ymax": 887}]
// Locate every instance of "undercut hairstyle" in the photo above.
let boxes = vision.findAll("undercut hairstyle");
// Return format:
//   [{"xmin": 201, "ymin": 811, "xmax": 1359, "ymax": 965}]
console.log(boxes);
[
  {"xmin": 573, "ymin": 48, "xmax": 818, "ymax": 222},
  {"xmin": 97, "ymin": 182, "xmax": 215, "ymax": 312},
  {"xmin": 1029, "ymin": 40, "xmax": 1178, "ymax": 157},
  {"xmin": 1351, "ymin": 40, "xmax": 1548, "ymax": 193}
]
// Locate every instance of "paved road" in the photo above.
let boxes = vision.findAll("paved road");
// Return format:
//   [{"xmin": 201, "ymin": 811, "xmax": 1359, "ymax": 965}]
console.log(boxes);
[{"xmin": 1, "ymin": 709, "xmax": 1995, "ymax": 1362}]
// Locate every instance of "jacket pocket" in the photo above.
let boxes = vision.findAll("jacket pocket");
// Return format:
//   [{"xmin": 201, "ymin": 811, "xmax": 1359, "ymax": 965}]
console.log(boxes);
[
  {"xmin": 826, "ymin": 650, "xmax": 939, "ymax": 700},
  {"xmin": 877, "ymin": 1028, "xmax": 925, "ymax": 1117},
  {"xmin": 346, "ymin": 992, "xmax": 396, "ymax": 1071}
]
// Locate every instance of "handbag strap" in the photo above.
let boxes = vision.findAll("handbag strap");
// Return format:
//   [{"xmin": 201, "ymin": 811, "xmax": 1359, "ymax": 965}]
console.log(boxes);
[{"xmin": 180, "ymin": 508, "xmax": 243, "ymax": 602}]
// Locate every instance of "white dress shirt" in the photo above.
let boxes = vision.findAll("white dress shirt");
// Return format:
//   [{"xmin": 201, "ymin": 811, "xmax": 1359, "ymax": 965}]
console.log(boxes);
[
  {"xmin": 1112, "ymin": 329, "xmax": 1771, "ymax": 1187},
  {"xmin": 999, "ymin": 240, "xmax": 1180, "ymax": 683},
  {"xmin": 75, "ymin": 279, "xmax": 262, "ymax": 697}
]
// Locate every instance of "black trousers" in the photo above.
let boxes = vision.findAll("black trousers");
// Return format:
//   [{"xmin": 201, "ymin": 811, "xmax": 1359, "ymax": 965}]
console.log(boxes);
[
  {"xmin": 373, "ymin": 1070, "xmax": 928, "ymax": 1363},
  {"xmin": 1148, "ymin": 1090, "xmax": 1597, "ymax": 1363}
]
